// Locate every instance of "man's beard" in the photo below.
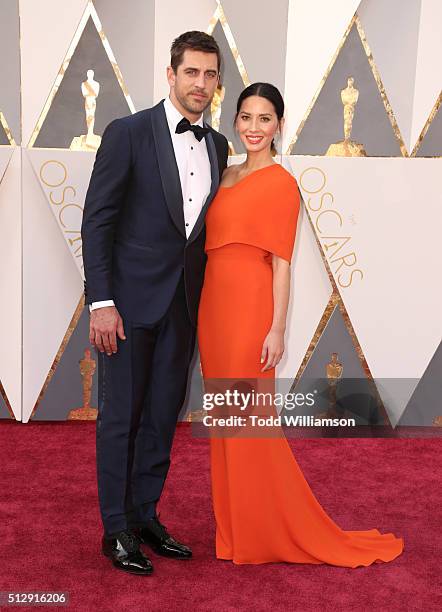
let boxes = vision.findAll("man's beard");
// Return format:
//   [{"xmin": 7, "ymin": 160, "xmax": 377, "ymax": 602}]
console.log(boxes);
[{"xmin": 176, "ymin": 89, "xmax": 212, "ymax": 116}]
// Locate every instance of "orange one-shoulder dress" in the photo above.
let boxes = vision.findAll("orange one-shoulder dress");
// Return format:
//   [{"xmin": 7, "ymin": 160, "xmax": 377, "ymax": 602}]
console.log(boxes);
[{"xmin": 197, "ymin": 163, "xmax": 404, "ymax": 566}]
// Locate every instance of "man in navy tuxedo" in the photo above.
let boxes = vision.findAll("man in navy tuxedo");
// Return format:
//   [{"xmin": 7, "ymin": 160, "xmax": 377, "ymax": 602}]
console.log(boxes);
[{"xmin": 81, "ymin": 31, "xmax": 228, "ymax": 575}]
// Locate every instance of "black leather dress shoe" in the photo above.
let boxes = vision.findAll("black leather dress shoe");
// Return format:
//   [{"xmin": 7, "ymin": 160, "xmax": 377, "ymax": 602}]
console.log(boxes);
[
  {"xmin": 135, "ymin": 517, "xmax": 192, "ymax": 559},
  {"xmin": 102, "ymin": 530, "xmax": 154, "ymax": 575}
]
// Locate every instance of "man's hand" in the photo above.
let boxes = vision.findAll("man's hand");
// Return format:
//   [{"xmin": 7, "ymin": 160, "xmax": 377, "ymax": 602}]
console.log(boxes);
[{"xmin": 89, "ymin": 306, "xmax": 126, "ymax": 355}]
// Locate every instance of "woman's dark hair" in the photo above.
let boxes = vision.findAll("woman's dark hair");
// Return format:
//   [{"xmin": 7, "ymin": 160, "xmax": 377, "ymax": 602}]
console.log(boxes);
[
  {"xmin": 235, "ymin": 82, "xmax": 284, "ymax": 154},
  {"xmin": 170, "ymin": 31, "xmax": 221, "ymax": 73}
]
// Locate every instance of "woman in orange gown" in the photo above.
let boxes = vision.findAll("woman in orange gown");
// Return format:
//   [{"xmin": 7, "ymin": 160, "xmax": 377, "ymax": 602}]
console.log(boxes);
[{"xmin": 197, "ymin": 83, "xmax": 404, "ymax": 566}]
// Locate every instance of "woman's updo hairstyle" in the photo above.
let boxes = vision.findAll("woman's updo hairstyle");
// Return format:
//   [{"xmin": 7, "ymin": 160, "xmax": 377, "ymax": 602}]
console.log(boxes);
[{"xmin": 235, "ymin": 82, "xmax": 284, "ymax": 156}]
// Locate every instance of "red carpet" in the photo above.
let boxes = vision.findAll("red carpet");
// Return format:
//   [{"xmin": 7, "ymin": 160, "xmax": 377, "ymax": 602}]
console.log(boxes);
[{"xmin": 1, "ymin": 421, "xmax": 441, "ymax": 611}]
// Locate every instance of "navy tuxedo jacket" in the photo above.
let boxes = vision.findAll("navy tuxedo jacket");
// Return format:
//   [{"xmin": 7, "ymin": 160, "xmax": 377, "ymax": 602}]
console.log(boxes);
[{"xmin": 81, "ymin": 100, "xmax": 229, "ymax": 326}]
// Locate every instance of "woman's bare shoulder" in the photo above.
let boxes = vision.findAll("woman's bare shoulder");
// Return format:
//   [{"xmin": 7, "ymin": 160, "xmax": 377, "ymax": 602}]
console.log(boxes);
[
  {"xmin": 220, "ymin": 163, "xmax": 244, "ymax": 186},
  {"xmin": 221, "ymin": 164, "xmax": 240, "ymax": 178}
]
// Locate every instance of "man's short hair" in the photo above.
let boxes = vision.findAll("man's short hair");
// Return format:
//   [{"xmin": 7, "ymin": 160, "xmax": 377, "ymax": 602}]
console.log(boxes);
[{"xmin": 170, "ymin": 31, "xmax": 221, "ymax": 73}]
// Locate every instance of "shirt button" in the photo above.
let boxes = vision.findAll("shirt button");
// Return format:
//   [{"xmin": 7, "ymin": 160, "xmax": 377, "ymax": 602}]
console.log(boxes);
[
  {"xmin": 190, "ymin": 172, "xmax": 194, "ymax": 176},
  {"xmin": 191, "ymin": 146, "xmax": 194, "ymax": 150},
  {"xmin": 189, "ymin": 198, "xmax": 192, "ymax": 202},
  {"xmin": 185, "ymin": 223, "xmax": 189, "ymax": 226}
]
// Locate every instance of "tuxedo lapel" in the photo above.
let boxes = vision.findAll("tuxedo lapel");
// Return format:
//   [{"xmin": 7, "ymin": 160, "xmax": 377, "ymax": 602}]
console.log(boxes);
[
  {"xmin": 151, "ymin": 101, "xmax": 186, "ymax": 238},
  {"xmin": 187, "ymin": 128, "xmax": 219, "ymax": 244}
]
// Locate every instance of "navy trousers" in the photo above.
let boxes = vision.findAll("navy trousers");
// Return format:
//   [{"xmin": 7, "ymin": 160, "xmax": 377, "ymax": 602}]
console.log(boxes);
[{"xmin": 95, "ymin": 273, "xmax": 195, "ymax": 536}]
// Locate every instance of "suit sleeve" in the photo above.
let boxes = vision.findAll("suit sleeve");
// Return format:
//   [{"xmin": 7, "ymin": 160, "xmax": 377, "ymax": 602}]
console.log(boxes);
[{"xmin": 81, "ymin": 119, "xmax": 132, "ymax": 304}]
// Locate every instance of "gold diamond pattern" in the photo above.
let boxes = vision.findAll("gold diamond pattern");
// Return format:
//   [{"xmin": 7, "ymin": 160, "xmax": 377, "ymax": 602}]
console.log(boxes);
[
  {"xmin": 0, "ymin": 1, "xmax": 439, "ymax": 420},
  {"xmin": 28, "ymin": 0, "xmax": 135, "ymax": 149},
  {"xmin": 286, "ymin": 14, "xmax": 409, "ymax": 157},
  {"xmin": 0, "ymin": 111, "xmax": 16, "ymax": 146}
]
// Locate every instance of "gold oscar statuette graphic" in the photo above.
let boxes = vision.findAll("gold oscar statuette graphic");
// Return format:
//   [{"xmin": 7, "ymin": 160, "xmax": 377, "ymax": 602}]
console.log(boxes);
[
  {"xmin": 68, "ymin": 348, "xmax": 98, "ymax": 420},
  {"xmin": 432, "ymin": 415, "xmax": 442, "ymax": 426},
  {"xmin": 70, "ymin": 69, "xmax": 102, "ymax": 152},
  {"xmin": 185, "ymin": 406, "xmax": 205, "ymax": 423},
  {"xmin": 210, "ymin": 83, "xmax": 235, "ymax": 155},
  {"xmin": 317, "ymin": 353, "xmax": 343, "ymax": 419},
  {"xmin": 327, "ymin": 352, "xmax": 344, "ymax": 381},
  {"xmin": 186, "ymin": 361, "xmax": 205, "ymax": 423},
  {"xmin": 326, "ymin": 77, "xmax": 367, "ymax": 157},
  {"xmin": 211, "ymin": 83, "xmax": 225, "ymax": 132}
]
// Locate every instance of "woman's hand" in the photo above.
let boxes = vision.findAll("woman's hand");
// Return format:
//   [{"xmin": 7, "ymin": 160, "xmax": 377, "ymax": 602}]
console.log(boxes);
[{"xmin": 261, "ymin": 328, "xmax": 285, "ymax": 372}]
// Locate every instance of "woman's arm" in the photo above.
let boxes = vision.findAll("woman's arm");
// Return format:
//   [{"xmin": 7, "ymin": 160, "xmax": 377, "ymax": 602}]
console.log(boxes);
[{"xmin": 261, "ymin": 255, "xmax": 291, "ymax": 371}]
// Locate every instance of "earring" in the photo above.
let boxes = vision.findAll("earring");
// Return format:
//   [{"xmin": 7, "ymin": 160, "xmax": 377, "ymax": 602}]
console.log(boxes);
[{"xmin": 272, "ymin": 132, "xmax": 280, "ymax": 151}]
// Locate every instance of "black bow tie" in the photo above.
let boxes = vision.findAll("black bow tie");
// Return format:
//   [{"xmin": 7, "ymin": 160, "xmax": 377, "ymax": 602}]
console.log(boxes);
[{"xmin": 175, "ymin": 117, "xmax": 209, "ymax": 141}]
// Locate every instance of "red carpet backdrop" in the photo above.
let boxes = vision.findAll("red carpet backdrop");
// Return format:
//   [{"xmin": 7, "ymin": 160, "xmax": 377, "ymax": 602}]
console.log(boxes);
[{"xmin": 1, "ymin": 422, "xmax": 441, "ymax": 611}]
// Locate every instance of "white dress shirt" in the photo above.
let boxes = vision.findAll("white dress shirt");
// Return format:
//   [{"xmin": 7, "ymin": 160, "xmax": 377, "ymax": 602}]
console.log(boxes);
[{"xmin": 90, "ymin": 96, "xmax": 212, "ymax": 311}]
